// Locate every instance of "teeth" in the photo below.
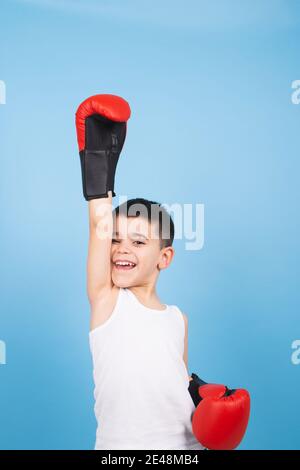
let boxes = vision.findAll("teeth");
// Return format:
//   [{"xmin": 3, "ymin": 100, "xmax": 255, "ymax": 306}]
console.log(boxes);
[{"xmin": 115, "ymin": 262, "xmax": 135, "ymax": 266}]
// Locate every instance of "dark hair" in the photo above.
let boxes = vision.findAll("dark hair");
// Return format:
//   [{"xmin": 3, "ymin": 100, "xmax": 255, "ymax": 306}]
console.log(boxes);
[{"xmin": 112, "ymin": 198, "xmax": 175, "ymax": 249}]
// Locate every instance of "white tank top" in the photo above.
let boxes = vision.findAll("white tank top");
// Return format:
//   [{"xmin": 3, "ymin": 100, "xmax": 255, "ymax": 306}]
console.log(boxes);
[{"xmin": 89, "ymin": 287, "xmax": 204, "ymax": 450}]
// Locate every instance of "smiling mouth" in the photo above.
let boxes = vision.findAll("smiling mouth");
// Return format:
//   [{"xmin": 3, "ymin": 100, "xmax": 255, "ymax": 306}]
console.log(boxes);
[{"xmin": 113, "ymin": 262, "xmax": 136, "ymax": 271}]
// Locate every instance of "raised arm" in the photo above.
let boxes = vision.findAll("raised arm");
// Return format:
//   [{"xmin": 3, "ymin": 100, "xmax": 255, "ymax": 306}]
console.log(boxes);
[
  {"xmin": 87, "ymin": 193, "xmax": 114, "ymax": 303},
  {"xmin": 75, "ymin": 94, "xmax": 131, "ymax": 304}
]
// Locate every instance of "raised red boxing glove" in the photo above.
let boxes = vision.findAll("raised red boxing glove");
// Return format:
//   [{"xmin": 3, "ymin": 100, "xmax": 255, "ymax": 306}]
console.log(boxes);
[
  {"xmin": 75, "ymin": 94, "xmax": 131, "ymax": 200},
  {"xmin": 188, "ymin": 373, "xmax": 250, "ymax": 450}
]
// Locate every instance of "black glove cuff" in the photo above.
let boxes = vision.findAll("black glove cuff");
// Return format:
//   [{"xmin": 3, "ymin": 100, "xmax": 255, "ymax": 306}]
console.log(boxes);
[
  {"xmin": 79, "ymin": 150, "xmax": 118, "ymax": 201},
  {"xmin": 188, "ymin": 373, "xmax": 208, "ymax": 407}
]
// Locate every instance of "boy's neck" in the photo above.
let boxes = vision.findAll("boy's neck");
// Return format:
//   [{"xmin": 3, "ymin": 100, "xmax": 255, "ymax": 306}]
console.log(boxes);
[{"xmin": 127, "ymin": 285, "xmax": 165, "ymax": 310}]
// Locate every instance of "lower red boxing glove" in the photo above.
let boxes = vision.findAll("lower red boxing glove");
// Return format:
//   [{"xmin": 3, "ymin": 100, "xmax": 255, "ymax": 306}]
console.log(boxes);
[{"xmin": 188, "ymin": 373, "xmax": 250, "ymax": 450}]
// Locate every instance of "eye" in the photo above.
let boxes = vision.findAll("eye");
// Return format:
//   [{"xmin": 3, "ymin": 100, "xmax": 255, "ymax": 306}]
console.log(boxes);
[
  {"xmin": 133, "ymin": 240, "xmax": 145, "ymax": 245},
  {"xmin": 112, "ymin": 239, "xmax": 120, "ymax": 244}
]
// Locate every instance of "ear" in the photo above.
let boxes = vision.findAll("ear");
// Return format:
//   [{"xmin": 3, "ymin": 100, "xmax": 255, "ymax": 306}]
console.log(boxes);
[{"xmin": 158, "ymin": 246, "xmax": 175, "ymax": 270}]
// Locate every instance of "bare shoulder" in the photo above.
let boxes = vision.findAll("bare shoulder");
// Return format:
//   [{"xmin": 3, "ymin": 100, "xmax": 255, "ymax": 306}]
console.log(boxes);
[
  {"xmin": 90, "ymin": 285, "xmax": 121, "ymax": 331},
  {"xmin": 182, "ymin": 312, "xmax": 188, "ymax": 331}
]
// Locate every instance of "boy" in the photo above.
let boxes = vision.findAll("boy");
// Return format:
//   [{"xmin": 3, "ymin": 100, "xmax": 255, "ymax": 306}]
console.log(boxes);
[{"xmin": 76, "ymin": 94, "xmax": 203, "ymax": 450}]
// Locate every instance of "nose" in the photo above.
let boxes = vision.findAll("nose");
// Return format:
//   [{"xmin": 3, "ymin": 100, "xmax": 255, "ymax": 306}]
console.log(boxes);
[{"xmin": 115, "ymin": 239, "xmax": 131, "ymax": 254}]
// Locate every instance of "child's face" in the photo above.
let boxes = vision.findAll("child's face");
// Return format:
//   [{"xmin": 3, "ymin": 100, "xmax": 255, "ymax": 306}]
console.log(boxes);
[{"xmin": 111, "ymin": 215, "xmax": 173, "ymax": 288}]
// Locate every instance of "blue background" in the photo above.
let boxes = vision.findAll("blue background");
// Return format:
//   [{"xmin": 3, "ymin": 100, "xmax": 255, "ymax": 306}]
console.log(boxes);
[{"xmin": 0, "ymin": 0, "xmax": 299, "ymax": 450}]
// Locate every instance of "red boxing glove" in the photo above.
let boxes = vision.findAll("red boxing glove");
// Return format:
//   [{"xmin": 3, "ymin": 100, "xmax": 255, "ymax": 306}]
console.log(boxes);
[
  {"xmin": 75, "ymin": 94, "xmax": 131, "ymax": 200},
  {"xmin": 189, "ymin": 373, "xmax": 250, "ymax": 450}
]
